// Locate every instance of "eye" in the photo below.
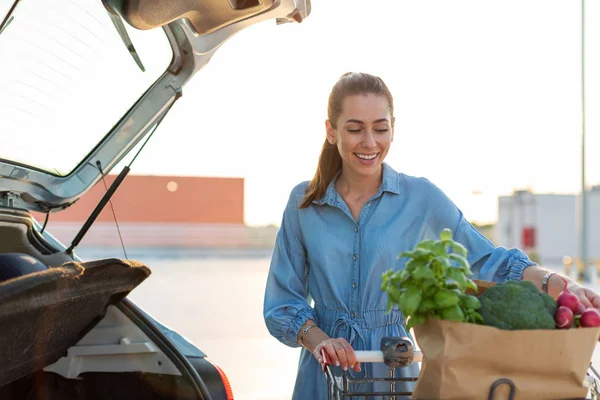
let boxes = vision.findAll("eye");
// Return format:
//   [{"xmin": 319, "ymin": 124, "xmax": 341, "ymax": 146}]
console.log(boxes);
[
  {"xmin": 375, "ymin": 129, "xmax": 389, "ymax": 133},
  {"xmin": 347, "ymin": 128, "xmax": 362, "ymax": 133}
]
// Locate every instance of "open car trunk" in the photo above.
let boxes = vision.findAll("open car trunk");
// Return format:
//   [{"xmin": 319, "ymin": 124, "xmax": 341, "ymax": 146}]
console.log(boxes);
[
  {"xmin": 0, "ymin": 240, "xmax": 202, "ymax": 400},
  {"xmin": 1, "ymin": 371, "xmax": 199, "ymax": 400}
]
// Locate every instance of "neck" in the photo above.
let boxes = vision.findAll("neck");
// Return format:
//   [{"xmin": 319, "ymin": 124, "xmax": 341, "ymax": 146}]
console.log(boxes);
[{"xmin": 336, "ymin": 165, "xmax": 383, "ymax": 199}]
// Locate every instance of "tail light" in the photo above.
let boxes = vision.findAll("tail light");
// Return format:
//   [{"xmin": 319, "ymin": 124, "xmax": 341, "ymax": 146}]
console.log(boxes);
[{"xmin": 207, "ymin": 359, "xmax": 234, "ymax": 400}]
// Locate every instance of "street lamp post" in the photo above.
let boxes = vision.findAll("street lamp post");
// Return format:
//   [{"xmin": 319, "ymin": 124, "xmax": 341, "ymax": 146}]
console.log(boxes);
[{"xmin": 580, "ymin": 0, "xmax": 592, "ymax": 282}]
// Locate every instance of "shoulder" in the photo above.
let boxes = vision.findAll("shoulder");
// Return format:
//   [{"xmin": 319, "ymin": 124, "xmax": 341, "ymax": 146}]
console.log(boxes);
[
  {"xmin": 396, "ymin": 173, "xmax": 456, "ymax": 211},
  {"xmin": 286, "ymin": 181, "xmax": 311, "ymax": 208},
  {"xmin": 399, "ymin": 173, "xmax": 443, "ymax": 196}
]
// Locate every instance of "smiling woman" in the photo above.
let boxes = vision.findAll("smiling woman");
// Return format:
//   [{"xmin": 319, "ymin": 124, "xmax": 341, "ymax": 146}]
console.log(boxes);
[
  {"xmin": 0, "ymin": 0, "xmax": 172, "ymax": 176},
  {"xmin": 261, "ymin": 71, "xmax": 600, "ymax": 400}
]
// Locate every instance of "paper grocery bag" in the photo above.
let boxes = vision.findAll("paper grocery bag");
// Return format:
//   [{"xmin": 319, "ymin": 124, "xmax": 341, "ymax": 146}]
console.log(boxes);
[{"xmin": 412, "ymin": 318, "xmax": 600, "ymax": 400}]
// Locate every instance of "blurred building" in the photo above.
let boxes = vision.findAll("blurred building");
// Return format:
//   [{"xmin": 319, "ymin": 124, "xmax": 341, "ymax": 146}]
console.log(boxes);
[
  {"xmin": 32, "ymin": 175, "xmax": 277, "ymax": 249},
  {"xmin": 495, "ymin": 186, "xmax": 600, "ymax": 267}
]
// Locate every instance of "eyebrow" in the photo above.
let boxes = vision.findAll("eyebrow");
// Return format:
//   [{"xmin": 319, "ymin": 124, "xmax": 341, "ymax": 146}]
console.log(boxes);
[{"xmin": 345, "ymin": 118, "xmax": 389, "ymax": 124}]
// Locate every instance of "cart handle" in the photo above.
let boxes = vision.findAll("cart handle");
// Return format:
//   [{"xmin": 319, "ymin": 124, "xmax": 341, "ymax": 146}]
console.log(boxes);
[{"xmin": 320, "ymin": 349, "xmax": 423, "ymax": 371}]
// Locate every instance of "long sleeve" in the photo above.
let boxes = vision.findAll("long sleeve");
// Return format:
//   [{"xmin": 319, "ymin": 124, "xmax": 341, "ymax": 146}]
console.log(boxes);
[
  {"xmin": 422, "ymin": 178, "xmax": 536, "ymax": 283},
  {"xmin": 263, "ymin": 184, "xmax": 317, "ymax": 348}
]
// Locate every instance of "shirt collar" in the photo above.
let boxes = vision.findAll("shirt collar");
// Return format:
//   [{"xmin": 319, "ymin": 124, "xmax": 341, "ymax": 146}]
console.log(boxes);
[{"xmin": 313, "ymin": 162, "xmax": 400, "ymax": 205}]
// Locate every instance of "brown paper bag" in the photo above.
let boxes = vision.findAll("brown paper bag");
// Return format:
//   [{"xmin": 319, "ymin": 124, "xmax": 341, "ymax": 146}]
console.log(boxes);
[{"xmin": 412, "ymin": 281, "xmax": 600, "ymax": 400}]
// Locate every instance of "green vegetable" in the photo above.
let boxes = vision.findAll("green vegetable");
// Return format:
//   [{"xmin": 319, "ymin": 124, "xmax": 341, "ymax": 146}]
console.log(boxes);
[
  {"xmin": 477, "ymin": 280, "xmax": 557, "ymax": 330},
  {"xmin": 381, "ymin": 228, "xmax": 483, "ymax": 329}
]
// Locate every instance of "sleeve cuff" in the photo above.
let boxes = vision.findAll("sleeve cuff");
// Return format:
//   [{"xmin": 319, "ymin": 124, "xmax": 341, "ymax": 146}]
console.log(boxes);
[
  {"xmin": 507, "ymin": 249, "xmax": 537, "ymax": 281},
  {"xmin": 287, "ymin": 307, "xmax": 317, "ymax": 348},
  {"xmin": 265, "ymin": 306, "xmax": 317, "ymax": 348}
]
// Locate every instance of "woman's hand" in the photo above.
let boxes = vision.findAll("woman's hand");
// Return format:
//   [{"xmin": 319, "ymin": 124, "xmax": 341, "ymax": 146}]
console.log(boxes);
[
  {"xmin": 564, "ymin": 279, "xmax": 600, "ymax": 310},
  {"xmin": 313, "ymin": 338, "xmax": 361, "ymax": 373},
  {"xmin": 523, "ymin": 266, "xmax": 600, "ymax": 309},
  {"xmin": 549, "ymin": 273, "xmax": 600, "ymax": 309}
]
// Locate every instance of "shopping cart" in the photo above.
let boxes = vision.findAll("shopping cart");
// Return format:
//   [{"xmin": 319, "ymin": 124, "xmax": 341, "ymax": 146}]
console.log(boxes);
[{"xmin": 321, "ymin": 336, "xmax": 600, "ymax": 400}]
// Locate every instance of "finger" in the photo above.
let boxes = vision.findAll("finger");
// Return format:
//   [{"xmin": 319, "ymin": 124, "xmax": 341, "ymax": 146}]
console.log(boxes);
[
  {"xmin": 333, "ymin": 342, "xmax": 349, "ymax": 370},
  {"xmin": 324, "ymin": 342, "xmax": 341, "ymax": 367},
  {"xmin": 579, "ymin": 291, "xmax": 593, "ymax": 308},
  {"xmin": 338, "ymin": 339, "xmax": 356, "ymax": 369},
  {"xmin": 584, "ymin": 290, "xmax": 600, "ymax": 309},
  {"xmin": 313, "ymin": 346, "xmax": 324, "ymax": 364},
  {"xmin": 353, "ymin": 361, "xmax": 361, "ymax": 373}
]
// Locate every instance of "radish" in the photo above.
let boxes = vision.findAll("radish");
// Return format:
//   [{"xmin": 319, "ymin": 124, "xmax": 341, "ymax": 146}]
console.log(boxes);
[
  {"xmin": 575, "ymin": 302, "xmax": 586, "ymax": 316},
  {"xmin": 555, "ymin": 306, "xmax": 574, "ymax": 329},
  {"xmin": 580, "ymin": 308, "xmax": 600, "ymax": 328},
  {"xmin": 556, "ymin": 277, "xmax": 581, "ymax": 314}
]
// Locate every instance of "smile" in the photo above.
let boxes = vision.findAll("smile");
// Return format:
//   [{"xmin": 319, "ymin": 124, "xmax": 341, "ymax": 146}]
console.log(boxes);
[{"xmin": 354, "ymin": 153, "xmax": 379, "ymax": 160}]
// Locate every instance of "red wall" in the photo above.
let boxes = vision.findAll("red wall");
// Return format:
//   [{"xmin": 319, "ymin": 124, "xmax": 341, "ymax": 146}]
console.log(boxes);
[{"xmin": 33, "ymin": 175, "xmax": 244, "ymax": 224}]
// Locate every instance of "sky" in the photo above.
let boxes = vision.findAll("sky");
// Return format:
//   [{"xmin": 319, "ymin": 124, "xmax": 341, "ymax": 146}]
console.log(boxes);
[{"xmin": 2, "ymin": 0, "xmax": 600, "ymax": 227}]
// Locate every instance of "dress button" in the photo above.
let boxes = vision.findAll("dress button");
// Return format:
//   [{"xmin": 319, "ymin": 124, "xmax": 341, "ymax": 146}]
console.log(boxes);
[
  {"xmin": 351, "ymin": 312, "xmax": 356, "ymax": 318},
  {"xmin": 367, "ymin": 202, "xmax": 371, "ymax": 206},
  {"xmin": 352, "ymin": 282, "xmax": 357, "ymax": 289},
  {"xmin": 353, "ymin": 254, "xmax": 357, "ymax": 261},
  {"xmin": 355, "ymin": 226, "xmax": 358, "ymax": 232}
]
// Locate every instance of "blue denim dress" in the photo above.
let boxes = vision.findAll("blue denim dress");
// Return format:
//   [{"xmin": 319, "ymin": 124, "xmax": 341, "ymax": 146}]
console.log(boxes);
[{"xmin": 263, "ymin": 163, "xmax": 535, "ymax": 399}]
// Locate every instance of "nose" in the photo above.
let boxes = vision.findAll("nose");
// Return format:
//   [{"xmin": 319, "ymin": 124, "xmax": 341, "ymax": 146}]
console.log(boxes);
[{"xmin": 362, "ymin": 130, "xmax": 376, "ymax": 148}]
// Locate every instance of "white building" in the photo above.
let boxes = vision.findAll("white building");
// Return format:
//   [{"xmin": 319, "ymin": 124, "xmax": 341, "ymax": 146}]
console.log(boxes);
[{"xmin": 495, "ymin": 186, "xmax": 600, "ymax": 268}]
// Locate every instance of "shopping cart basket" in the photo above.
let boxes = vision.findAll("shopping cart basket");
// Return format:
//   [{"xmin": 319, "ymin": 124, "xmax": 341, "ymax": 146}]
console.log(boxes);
[{"xmin": 321, "ymin": 336, "xmax": 600, "ymax": 400}]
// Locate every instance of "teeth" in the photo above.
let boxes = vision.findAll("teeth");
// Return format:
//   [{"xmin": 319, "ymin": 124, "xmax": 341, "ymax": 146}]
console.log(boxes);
[{"xmin": 356, "ymin": 153, "xmax": 377, "ymax": 160}]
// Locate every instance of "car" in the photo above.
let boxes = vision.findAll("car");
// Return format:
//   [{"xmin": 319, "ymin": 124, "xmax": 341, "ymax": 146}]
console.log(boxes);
[{"xmin": 0, "ymin": 0, "xmax": 311, "ymax": 399}]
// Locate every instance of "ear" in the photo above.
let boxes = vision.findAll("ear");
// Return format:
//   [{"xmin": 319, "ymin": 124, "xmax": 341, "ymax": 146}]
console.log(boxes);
[
  {"xmin": 391, "ymin": 116, "xmax": 396, "ymax": 142},
  {"xmin": 325, "ymin": 120, "xmax": 336, "ymax": 144}
]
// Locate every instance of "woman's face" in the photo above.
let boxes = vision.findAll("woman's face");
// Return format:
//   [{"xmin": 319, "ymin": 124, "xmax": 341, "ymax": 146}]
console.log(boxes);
[{"xmin": 326, "ymin": 93, "xmax": 394, "ymax": 178}]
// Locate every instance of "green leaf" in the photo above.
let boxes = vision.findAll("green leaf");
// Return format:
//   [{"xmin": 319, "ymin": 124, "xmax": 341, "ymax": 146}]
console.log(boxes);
[
  {"xmin": 449, "ymin": 241, "xmax": 468, "ymax": 257},
  {"xmin": 382, "ymin": 269, "xmax": 394, "ymax": 280},
  {"xmin": 400, "ymin": 286, "xmax": 422, "ymax": 316},
  {"xmin": 468, "ymin": 311, "xmax": 485, "ymax": 324},
  {"xmin": 386, "ymin": 296, "xmax": 393, "ymax": 313},
  {"xmin": 412, "ymin": 313, "xmax": 426, "ymax": 325},
  {"xmin": 388, "ymin": 285, "xmax": 403, "ymax": 305},
  {"xmin": 460, "ymin": 294, "xmax": 481, "ymax": 310},
  {"xmin": 415, "ymin": 240, "xmax": 436, "ymax": 251},
  {"xmin": 413, "ymin": 264, "xmax": 435, "ymax": 280},
  {"xmin": 466, "ymin": 279, "xmax": 478, "ymax": 292},
  {"xmin": 402, "ymin": 258, "xmax": 416, "ymax": 271},
  {"xmin": 421, "ymin": 278, "xmax": 437, "ymax": 289},
  {"xmin": 433, "ymin": 256, "xmax": 451, "ymax": 269},
  {"xmin": 418, "ymin": 298, "xmax": 436, "ymax": 312},
  {"xmin": 440, "ymin": 228, "xmax": 453, "ymax": 241},
  {"xmin": 432, "ymin": 241, "xmax": 448, "ymax": 257},
  {"xmin": 406, "ymin": 313, "xmax": 426, "ymax": 330},
  {"xmin": 390, "ymin": 269, "xmax": 409, "ymax": 285},
  {"xmin": 433, "ymin": 289, "xmax": 460, "ymax": 308},
  {"xmin": 447, "ymin": 267, "xmax": 467, "ymax": 291},
  {"xmin": 441, "ymin": 304, "xmax": 465, "ymax": 321},
  {"xmin": 405, "ymin": 258, "xmax": 428, "ymax": 274},
  {"xmin": 398, "ymin": 248, "xmax": 431, "ymax": 261},
  {"xmin": 425, "ymin": 284, "xmax": 438, "ymax": 297},
  {"xmin": 449, "ymin": 253, "xmax": 470, "ymax": 272}
]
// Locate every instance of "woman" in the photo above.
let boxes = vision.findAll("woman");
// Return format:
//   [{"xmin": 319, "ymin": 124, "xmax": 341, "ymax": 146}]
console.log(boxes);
[{"xmin": 263, "ymin": 72, "xmax": 600, "ymax": 399}]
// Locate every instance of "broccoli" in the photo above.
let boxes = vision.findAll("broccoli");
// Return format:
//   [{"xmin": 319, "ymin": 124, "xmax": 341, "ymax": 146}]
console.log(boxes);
[{"xmin": 477, "ymin": 280, "xmax": 557, "ymax": 330}]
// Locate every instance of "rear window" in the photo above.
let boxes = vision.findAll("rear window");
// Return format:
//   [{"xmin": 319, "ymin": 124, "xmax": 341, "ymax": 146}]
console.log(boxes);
[{"xmin": 0, "ymin": 0, "xmax": 173, "ymax": 176}]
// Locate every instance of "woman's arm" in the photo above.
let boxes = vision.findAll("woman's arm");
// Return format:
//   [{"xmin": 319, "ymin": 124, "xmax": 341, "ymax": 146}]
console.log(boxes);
[
  {"xmin": 263, "ymin": 184, "xmax": 317, "ymax": 347},
  {"xmin": 421, "ymin": 178, "xmax": 535, "ymax": 282},
  {"xmin": 522, "ymin": 265, "xmax": 600, "ymax": 308},
  {"xmin": 421, "ymin": 178, "xmax": 600, "ymax": 309}
]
